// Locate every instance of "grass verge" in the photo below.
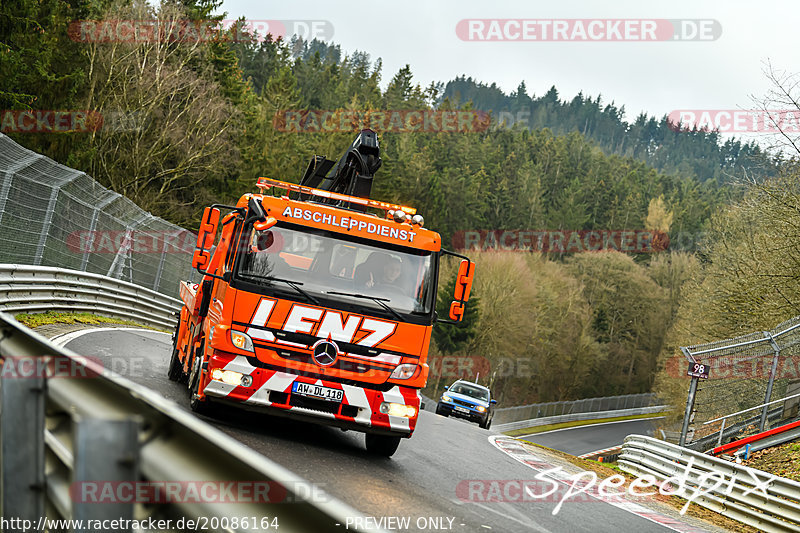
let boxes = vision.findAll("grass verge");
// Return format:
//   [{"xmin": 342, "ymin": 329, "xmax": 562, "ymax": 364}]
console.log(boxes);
[
  {"xmin": 14, "ymin": 311, "xmax": 153, "ymax": 330},
  {"xmin": 504, "ymin": 412, "xmax": 667, "ymax": 437}
]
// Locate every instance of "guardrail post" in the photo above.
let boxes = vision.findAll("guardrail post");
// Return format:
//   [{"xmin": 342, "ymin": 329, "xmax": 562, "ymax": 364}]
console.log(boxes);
[
  {"xmin": 1, "ymin": 361, "xmax": 45, "ymax": 523},
  {"xmin": 716, "ymin": 418, "xmax": 727, "ymax": 447},
  {"xmin": 760, "ymin": 333, "xmax": 781, "ymax": 432},
  {"xmin": 680, "ymin": 375, "xmax": 699, "ymax": 447},
  {"xmin": 72, "ymin": 417, "xmax": 140, "ymax": 530}
]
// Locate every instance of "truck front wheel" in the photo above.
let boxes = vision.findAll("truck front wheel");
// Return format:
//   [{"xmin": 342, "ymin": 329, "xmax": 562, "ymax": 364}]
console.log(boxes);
[
  {"xmin": 167, "ymin": 321, "xmax": 184, "ymax": 382},
  {"xmin": 365, "ymin": 434, "xmax": 401, "ymax": 457},
  {"xmin": 189, "ymin": 355, "xmax": 210, "ymax": 415}
]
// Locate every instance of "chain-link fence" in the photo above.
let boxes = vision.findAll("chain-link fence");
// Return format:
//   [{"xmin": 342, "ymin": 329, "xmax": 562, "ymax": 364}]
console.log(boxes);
[
  {"xmin": 679, "ymin": 316, "xmax": 800, "ymax": 448},
  {"xmin": 0, "ymin": 133, "xmax": 196, "ymax": 296},
  {"xmin": 493, "ymin": 392, "xmax": 659, "ymax": 426}
]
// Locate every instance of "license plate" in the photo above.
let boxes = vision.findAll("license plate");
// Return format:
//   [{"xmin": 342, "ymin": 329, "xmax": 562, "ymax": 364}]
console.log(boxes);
[
  {"xmin": 292, "ymin": 382, "xmax": 344, "ymax": 402},
  {"xmin": 454, "ymin": 406, "xmax": 470, "ymax": 413}
]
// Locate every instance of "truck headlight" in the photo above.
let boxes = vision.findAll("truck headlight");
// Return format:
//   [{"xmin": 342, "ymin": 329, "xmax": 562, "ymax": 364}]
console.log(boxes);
[
  {"xmin": 379, "ymin": 402, "xmax": 417, "ymax": 418},
  {"xmin": 230, "ymin": 330, "xmax": 254, "ymax": 352},
  {"xmin": 210, "ymin": 368, "xmax": 252, "ymax": 387},
  {"xmin": 389, "ymin": 364, "xmax": 418, "ymax": 380}
]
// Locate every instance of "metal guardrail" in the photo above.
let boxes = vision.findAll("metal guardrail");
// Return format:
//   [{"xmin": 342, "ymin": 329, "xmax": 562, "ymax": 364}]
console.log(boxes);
[
  {"xmin": 619, "ymin": 435, "xmax": 800, "ymax": 532},
  {"xmin": 492, "ymin": 392, "xmax": 658, "ymax": 426},
  {"xmin": 678, "ymin": 314, "xmax": 800, "ymax": 447},
  {"xmin": 732, "ymin": 424, "xmax": 800, "ymax": 458},
  {"xmin": 494, "ymin": 405, "xmax": 667, "ymax": 433},
  {"xmin": 0, "ymin": 264, "xmax": 181, "ymax": 330},
  {"xmin": 686, "ymin": 407, "xmax": 785, "ymax": 452},
  {"xmin": 703, "ymin": 391, "xmax": 800, "ymax": 448},
  {"xmin": 0, "ymin": 311, "xmax": 381, "ymax": 532}
]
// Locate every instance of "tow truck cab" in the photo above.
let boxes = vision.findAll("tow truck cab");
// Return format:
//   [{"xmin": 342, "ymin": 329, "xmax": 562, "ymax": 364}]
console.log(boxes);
[{"xmin": 169, "ymin": 138, "xmax": 474, "ymax": 456}]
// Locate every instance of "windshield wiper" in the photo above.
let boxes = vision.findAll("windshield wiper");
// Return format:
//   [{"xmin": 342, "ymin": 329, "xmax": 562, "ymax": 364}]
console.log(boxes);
[
  {"xmin": 263, "ymin": 277, "xmax": 319, "ymax": 305},
  {"xmin": 325, "ymin": 291, "xmax": 404, "ymax": 322}
]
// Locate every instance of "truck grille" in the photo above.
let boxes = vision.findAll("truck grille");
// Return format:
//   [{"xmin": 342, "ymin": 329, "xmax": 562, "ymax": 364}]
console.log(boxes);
[{"xmin": 289, "ymin": 394, "xmax": 340, "ymax": 415}]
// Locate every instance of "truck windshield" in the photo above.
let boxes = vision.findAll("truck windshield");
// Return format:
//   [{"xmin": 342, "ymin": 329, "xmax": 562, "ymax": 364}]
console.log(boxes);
[{"xmin": 236, "ymin": 224, "xmax": 434, "ymax": 317}]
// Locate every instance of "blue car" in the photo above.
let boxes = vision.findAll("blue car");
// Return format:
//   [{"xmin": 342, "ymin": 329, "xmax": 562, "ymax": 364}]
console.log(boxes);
[{"xmin": 436, "ymin": 380, "xmax": 497, "ymax": 429}]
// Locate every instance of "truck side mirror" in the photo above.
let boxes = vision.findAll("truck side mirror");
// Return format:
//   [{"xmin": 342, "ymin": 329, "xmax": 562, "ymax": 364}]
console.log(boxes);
[
  {"xmin": 253, "ymin": 217, "xmax": 277, "ymax": 231},
  {"xmin": 192, "ymin": 207, "xmax": 220, "ymax": 270},
  {"xmin": 437, "ymin": 251, "xmax": 476, "ymax": 325},
  {"xmin": 448, "ymin": 259, "xmax": 475, "ymax": 321},
  {"xmin": 453, "ymin": 259, "xmax": 475, "ymax": 301},
  {"xmin": 247, "ymin": 196, "xmax": 268, "ymax": 224}
]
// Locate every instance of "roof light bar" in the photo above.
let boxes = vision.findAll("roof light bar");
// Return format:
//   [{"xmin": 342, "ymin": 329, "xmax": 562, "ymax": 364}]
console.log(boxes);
[{"xmin": 256, "ymin": 177, "xmax": 416, "ymax": 215}]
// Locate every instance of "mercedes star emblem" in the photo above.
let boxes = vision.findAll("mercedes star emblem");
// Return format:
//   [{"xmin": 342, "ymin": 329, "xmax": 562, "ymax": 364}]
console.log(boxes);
[{"xmin": 312, "ymin": 340, "xmax": 339, "ymax": 367}]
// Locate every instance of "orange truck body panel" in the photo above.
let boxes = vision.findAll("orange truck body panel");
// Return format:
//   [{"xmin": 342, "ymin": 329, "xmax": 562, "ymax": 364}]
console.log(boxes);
[{"xmin": 174, "ymin": 183, "xmax": 454, "ymax": 439}]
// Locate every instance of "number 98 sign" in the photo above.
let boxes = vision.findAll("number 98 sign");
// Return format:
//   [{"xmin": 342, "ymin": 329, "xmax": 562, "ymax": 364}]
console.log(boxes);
[{"xmin": 687, "ymin": 362, "xmax": 710, "ymax": 379}]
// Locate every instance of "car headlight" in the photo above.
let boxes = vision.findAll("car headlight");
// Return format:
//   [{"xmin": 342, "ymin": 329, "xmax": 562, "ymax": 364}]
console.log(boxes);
[
  {"xmin": 476, "ymin": 405, "xmax": 486, "ymax": 412},
  {"xmin": 390, "ymin": 363, "xmax": 418, "ymax": 380},
  {"xmin": 441, "ymin": 395, "xmax": 452, "ymax": 403},
  {"xmin": 230, "ymin": 330, "xmax": 254, "ymax": 352}
]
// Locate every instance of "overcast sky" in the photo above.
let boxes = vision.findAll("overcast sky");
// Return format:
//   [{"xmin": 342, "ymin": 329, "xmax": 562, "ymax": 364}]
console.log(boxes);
[{"xmin": 214, "ymin": 0, "xmax": 796, "ymax": 126}]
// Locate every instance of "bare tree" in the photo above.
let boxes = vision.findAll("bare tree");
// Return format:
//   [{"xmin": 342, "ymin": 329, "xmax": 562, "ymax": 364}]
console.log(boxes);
[
  {"xmin": 752, "ymin": 61, "xmax": 800, "ymax": 158},
  {"xmin": 82, "ymin": 1, "xmax": 241, "ymax": 223}
]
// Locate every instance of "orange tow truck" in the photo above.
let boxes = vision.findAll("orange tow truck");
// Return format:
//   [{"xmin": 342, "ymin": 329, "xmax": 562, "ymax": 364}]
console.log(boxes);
[{"xmin": 168, "ymin": 129, "xmax": 475, "ymax": 456}]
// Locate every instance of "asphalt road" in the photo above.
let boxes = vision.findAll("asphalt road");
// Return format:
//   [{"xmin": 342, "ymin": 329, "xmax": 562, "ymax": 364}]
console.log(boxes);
[
  {"xmin": 520, "ymin": 419, "xmax": 662, "ymax": 457},
  {"xmin": 54, "ymin": 327, "xmax": 722, "ymax": 533}
]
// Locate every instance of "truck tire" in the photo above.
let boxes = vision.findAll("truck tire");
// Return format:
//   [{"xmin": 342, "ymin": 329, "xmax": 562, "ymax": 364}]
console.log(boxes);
[
  {"xmin": 365, "ymin": 434, "xmax": 401, "ymax": 457},
  {"xmin": 167, "ymin": 345, "xmax": 183, "ymax": 382},
  {"xmin": 189, "ymin": 350, "xmax": 210, "ymax": 415},
  {"xmin": 167, "ymin": 321, "xmax": 183, "ymax": 382}
]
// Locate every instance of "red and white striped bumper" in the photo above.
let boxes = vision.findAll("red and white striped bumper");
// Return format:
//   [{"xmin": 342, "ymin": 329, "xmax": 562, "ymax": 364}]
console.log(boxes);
[{"xmin": 202, "ymin": 352, "xmax": 420, "ymax": 436}]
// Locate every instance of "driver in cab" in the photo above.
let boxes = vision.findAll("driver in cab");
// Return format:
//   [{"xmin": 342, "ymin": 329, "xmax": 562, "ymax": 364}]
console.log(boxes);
[{"xmin": 364, "ymin": 255, "xmax": 402, "ymax": 289}]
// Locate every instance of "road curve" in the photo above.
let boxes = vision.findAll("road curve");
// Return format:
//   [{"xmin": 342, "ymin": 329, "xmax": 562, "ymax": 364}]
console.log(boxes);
[
  {"xmin": 520, "ymin": 418, "xmax": 662, "ymax": 457},
  {"xmin": 54, "ymin": 327, "xmax": 724, "ymax": 533}
]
